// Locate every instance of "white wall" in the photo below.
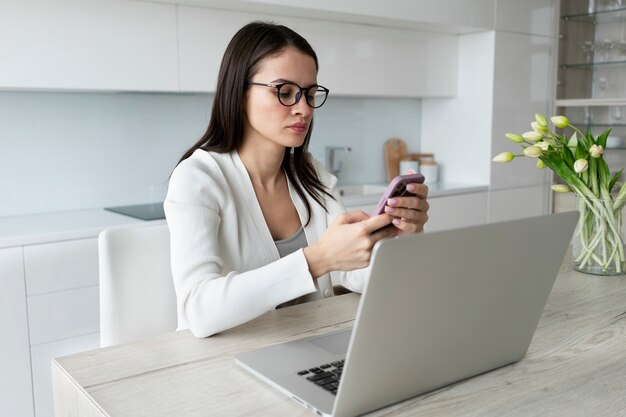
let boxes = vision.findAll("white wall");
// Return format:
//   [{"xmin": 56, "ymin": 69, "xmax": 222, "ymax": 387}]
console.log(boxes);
[{"xmin": 0, "ymin": 92, "xmax": 420, "ymax": 217}]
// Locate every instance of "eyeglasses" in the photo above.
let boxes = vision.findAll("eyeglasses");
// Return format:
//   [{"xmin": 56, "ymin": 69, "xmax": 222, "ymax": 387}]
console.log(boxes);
[{"xmin": 247, "ymin": 81, "xmax": 329, "ymax": 108}]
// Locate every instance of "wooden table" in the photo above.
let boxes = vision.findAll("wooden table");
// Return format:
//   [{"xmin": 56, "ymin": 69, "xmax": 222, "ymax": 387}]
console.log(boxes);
[{"xmin": 52, "ymin": 257, "xmax": 626, "ymax": 417}]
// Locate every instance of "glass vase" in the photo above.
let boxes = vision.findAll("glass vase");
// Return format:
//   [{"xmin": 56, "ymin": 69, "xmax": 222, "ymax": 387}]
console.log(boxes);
[{"xmin": 572, "ymin": 196, "xmax": 626, "ymax": 276}]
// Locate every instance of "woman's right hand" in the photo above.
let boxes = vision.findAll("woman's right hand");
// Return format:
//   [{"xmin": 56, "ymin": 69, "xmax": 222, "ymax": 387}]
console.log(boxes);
[{"xmin": 303, "ymin": 211, "xmax": 397, "ymax": 278}]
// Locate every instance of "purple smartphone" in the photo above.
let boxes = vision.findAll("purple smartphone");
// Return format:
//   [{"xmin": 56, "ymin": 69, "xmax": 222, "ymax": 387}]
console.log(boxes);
[{"xmin": 371, "ymin": 173, "xmax": 425, "ymax": 216}]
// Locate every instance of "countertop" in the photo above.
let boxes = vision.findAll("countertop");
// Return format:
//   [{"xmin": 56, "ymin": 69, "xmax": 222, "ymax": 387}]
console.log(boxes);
[
  {"xmin": 0, "ymin": 182, "xmax": 487, "ymax": 248},
  {"xmin": 0, "ymin": 209, "xmax": 164, "ymax": 249}
]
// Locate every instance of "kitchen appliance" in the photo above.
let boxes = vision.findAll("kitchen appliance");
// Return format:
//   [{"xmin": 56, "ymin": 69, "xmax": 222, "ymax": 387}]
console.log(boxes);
[{"xmin": 104, "ymin": 202, "xmax": 165, "ymax": 221}]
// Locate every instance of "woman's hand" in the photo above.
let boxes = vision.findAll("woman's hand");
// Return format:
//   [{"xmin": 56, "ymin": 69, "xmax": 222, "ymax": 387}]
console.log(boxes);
[
  {"xmin": 303, "ymin": 211, "xmax": 397, "ymax": 278},
  {"xmin": 384, "ymin": 183, "xmax": 429, "ymax": 234}
]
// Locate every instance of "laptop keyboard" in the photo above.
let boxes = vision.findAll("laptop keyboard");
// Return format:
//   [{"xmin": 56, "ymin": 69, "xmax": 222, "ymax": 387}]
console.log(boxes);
[{"xmin": 297, "ymin": 359, "xmax": 345, "ymax": 395}]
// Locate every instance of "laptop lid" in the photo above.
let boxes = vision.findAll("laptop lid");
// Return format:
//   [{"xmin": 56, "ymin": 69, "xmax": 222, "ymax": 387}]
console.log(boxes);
[{"xmin": 236, "ymin": 212, "xmax": 578, "ymax": 417}]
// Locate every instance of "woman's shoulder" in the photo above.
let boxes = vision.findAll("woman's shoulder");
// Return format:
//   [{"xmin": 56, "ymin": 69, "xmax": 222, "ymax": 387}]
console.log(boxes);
[
  {"xmin": 168, "ymin": 149, "xmax": 234, "ymax": 203},
  {"xmin": 172, "ymin": 149, "xmax": 235, "ymax": 178}
]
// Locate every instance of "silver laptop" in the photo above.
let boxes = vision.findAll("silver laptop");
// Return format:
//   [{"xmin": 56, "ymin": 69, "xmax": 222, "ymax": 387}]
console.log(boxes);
[{"xmin": 235, "ymin": 212, "xmax": 578, "ymax": 417}]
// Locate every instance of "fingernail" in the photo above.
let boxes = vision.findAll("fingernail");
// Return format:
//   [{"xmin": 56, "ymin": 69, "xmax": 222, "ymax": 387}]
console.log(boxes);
[
  {"xmin": 392, "ymin": 218, "xmax": 401, "ymax": 226},
  {"xmin": 406, "ymin": 184, "xmax": 416, "ymax": 192},
  {"xmin": 387, "ymin": 198, "xmax": 397, "ymax": 206},
  {"xmin": 384, "ymin": 206, "xmax": 395, "ymax": 214}
]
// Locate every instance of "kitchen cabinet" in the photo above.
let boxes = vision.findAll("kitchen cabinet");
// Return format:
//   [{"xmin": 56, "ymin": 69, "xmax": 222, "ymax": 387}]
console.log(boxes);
[
  {"xmin": 0, "ymin": 0, "xmax": 179, "ymax": 91},
  {"xmin": 177, "ymin": 6, "xmax": 458, "ymax": 97},
  {"xmin": 487, "ymin": 185, "xmax": 549, "ymax": 223},
  {"xmin": 0, "ymin": 208, "xmax": 152, "ymax": 417},
  {"xmin": 0, "ymin": 0, "xmax": 459, "ymax": 96},
  {"xmin": 424, "ymin": 192, "xmax": 488, "ymax": 232},
  {"xmin": 141, "ymin": 0, "xmax": 497, "ymax": 33},
  {"xmin": 0, "ymin": 247, "xmax": 34, "ymax": 417},
  {"xmin": 24, "ymin": 238, "xmax": 101, "ymax": 417},
  {"xmin": 555, "ymin": 1, "xmax": 626, "ymax": 177}
]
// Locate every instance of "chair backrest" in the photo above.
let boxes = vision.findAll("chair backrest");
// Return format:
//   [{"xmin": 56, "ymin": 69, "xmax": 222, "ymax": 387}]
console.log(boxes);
[{"xmin": 98, "ymin": 224, "xmax": 177, "ymax": 347}]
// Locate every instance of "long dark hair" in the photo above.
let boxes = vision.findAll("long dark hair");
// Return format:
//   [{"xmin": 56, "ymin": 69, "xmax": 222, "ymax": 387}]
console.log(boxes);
[{"xmin": 176, "ymin": 21, "xmax": 333, "ymax": 225}]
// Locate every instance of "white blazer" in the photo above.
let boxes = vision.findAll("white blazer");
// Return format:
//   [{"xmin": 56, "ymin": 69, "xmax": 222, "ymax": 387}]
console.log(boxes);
[{"xmin": 165, "ymin": 149, "xmax": 369, "ymax": 337}]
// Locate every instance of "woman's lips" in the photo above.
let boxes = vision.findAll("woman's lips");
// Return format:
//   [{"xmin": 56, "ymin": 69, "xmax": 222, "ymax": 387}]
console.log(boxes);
[{"xmin": 288, "ymin": 123, "xmax": 308, "ymax": 133}]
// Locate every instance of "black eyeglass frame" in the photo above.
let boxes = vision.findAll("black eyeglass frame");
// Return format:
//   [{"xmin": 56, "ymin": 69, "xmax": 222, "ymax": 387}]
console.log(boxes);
[{"xmin": 246, "ymin": 81, "xmax": 330, "ymax": 108}]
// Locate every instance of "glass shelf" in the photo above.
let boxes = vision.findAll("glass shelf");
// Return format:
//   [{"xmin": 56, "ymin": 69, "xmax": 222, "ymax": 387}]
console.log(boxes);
[
  {"xmin": 560, "ymin": 59, "xmax": 626, "ymax": 70},
  {"xmin": 570, "ymin": 122, "xmax": 626, "ymax": 127},
  {"xmin": 562, "ymin": 7, "xmax": 626, "ymax": 24},
  {"xmin": 556, "ymin": 98, "xmax": 626, "ymax": 107}
]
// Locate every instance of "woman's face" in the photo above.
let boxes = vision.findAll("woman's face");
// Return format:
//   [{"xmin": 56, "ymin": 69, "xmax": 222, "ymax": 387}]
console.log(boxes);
[{"xmin": 243, "ymin": 47, "xmax": 317, "ymax": 151}]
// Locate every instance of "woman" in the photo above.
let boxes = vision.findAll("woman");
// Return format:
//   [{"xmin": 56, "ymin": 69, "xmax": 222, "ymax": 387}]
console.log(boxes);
[{"xmin": 165, "ymin": 21, "xmax": 429, "ymax": 338}]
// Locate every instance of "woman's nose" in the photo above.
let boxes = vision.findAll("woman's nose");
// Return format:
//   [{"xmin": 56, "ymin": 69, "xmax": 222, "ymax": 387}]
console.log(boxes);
[{"xmin": 292, "ymin": 95, "xmax": 312, "ymax": 115}]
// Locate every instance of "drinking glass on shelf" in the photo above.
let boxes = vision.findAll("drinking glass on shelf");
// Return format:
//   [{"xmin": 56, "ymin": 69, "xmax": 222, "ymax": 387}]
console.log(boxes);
[
  {"xmin": 612, "ymin": 106, "xmax": 623, "ymax": 124},
  {"xmin": 595, "ymin": 76, "xmax": 609, "ymax": 97},
  {"xmin": 598, "ymin": 39, "xmax": 615, "ymax": 62},
  {"xmin": 618, "ymin": 41, "xmax": 626, "ymax": 59},
  {"xmin": 582, "ymin": 40, "xmax": 595, "ymax": 62},
  {"xmin": 584, "ymin": 106, "xmax": 593, "ymax": 126}
]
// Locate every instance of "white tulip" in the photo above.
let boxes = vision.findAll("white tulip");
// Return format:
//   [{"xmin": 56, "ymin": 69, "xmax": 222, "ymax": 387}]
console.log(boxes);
[
  {"xmin": 537, "ymin": 141, "xmax": 550, "ymax": 151},
  {"xmin": 505, "ymin": 133, "xmax": 524, "ymax": 143},
  {"xmin": 523, "ymin": 146, "xmax": 543, "ymax": 158},
  {"xmin": 531, "ymin": 121, "xmax": 548, "ymax": 133},
  {"xmin": 551, "ymin": 116, "xmax": 570, "ymax": 128},
  {"xmin": 574, "ymin": 159, "xmax": 589, "ymax": 173},
  {"xmin": 535, "ymin": 113, "xmax": 548, "ymax": 127},
  {"xmin": 522, "ymin": 131, "xmax": 543, "ymax": 142},
  {"xmin": 551, "ymin": 184, "xmax": 571, "ymax": 193},
  {"xmin": 589, "ymin": 144, "xmax": 604, "ymax": 158},
  {"xmin": 492, "ymin": 152, "xmax": 514, "ymax": 163}
]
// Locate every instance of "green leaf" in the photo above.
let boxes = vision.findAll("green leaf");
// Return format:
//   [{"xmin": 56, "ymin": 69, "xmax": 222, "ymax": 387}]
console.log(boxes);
[
  {"xmin": 575, "ymin": 139, "xmax": 587, "ymax": 160},
  {"xmin": 596, "ymin": 128, "xmax": 612, "ymax": 148},
  {"xmin": 580, "ymin": 129, "xmax": 594, "ymax": 148},
  {"xmin": 598, "ymin": 158, "xmax": 611, "ymax": 189},
  {"xmin": 589, "ymin": 157, "xmax": 599, "ymax": 195},
  {"xmin": 609, "ymin": 168, "xmax": 623, "ymax": 192},
  {"xmin": 567, "ymin": 132, "xmax": 578, "ymax": 148},
  {"xmin": 561, "ymin": 143, "xmax": 575, "ymax": 166}
]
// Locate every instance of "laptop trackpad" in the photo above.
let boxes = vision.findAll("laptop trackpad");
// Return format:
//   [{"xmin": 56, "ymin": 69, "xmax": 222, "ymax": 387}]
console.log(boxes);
[{"xmin": 308, "ymin": 329, "xmax": 352, "ymax": 355}]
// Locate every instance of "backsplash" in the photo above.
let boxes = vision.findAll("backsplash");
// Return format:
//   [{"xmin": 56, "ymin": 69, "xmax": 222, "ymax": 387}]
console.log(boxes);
[{"xmin": 0, "ymin": 91, "xmax": 420, "ymax": 217}]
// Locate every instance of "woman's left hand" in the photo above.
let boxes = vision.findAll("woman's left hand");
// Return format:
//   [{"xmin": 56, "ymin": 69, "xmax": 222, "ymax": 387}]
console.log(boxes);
[{"xmin": 383, "ymin": 183, "xmax": 429, "ymax": 234}]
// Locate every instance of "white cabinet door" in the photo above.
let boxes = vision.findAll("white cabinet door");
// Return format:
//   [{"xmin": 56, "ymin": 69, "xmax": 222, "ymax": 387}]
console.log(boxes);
[
  {"xmin": 495, "ymin": 0, "xmax": 555, "ymax": 37},
  {"xmin": 177, "ymin": 6, "xmax": 457, "ymax": 98},
  {"xmin": 424, "ymin": 192, "xmax": 488, "ymax": 232},
  {"xmin": 27, "ymin": 286, "xmax": 100, "ymax": 345},
  {"xmin": 488, "ymin": 185, "xmax": 549, "ymax": 223},
  {"xmin": 0, "ymin": 0, "xmax": 179, "ymax": 91},
  {"xmin": 0, "ymin": 247, "xmax": 34, "ymax": 417},
  {"xmin": 490, "ymin": 31, "xmax": 553, "ymax": 190},
  {"xmin": 31, "ymin": 334, "xmax": 100, "ymax": 417},
  {"xmin": 24, "ymin": 238, "xmax": 99, "ymax": 296}
]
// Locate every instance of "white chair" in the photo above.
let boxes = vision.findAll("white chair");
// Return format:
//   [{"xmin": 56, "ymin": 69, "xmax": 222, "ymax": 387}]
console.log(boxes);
[{"xmin": 98, "ymin": 224, "xmax": 178, "ymax": 347}]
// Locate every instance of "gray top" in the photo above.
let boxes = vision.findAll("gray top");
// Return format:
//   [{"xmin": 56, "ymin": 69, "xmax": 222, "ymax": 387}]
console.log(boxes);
[
  {"xmin": 274, "ymin": 226, "xmax": 308, "ymax": 258},
  {"xmin": 275, "ymin": 226, "xmax": 321, "ymax": 308}
]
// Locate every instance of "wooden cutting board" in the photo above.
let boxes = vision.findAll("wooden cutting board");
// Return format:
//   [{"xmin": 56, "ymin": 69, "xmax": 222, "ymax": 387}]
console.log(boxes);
[{"xmin": 384, "ymin": 138, "xmax": 407, "ymax": 181}]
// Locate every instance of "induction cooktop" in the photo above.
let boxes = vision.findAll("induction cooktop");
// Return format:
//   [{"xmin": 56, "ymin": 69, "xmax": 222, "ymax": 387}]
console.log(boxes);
[{"xmin": 104, "ymin": 202, "xmax": 165, "ymax": 221}]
